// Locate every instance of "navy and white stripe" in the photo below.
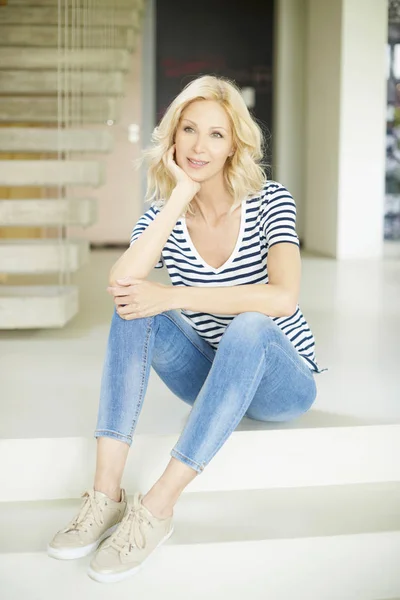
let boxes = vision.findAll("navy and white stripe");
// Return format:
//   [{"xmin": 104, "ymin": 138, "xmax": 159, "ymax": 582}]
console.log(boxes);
[{"xmin": 130, "ymin": 180, "xmax": 323, "ymax": 373}]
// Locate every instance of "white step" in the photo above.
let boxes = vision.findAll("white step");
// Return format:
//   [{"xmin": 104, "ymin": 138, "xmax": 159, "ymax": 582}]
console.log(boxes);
[
  {"xmin": 1, "ymin": 423, "xmax": 399, "ymax": 502},
  {"xmin": 1, "ymin": 7, "xmax": 142, "ymax": 28},
  {"xmin": 0, "ymin": 48, "xmax": 131, "ymax": 70},
  {"xmin": 0, "ymin": 198, "xmax": 97, "ymax": 227},
  {"xmin": 0, "ymin": 285, "xmax": 78, "ymax": 329},
  {"xmin": 1, "ymin": 251, "xmax": 399, "ymax": 502},
  {"xmin": 0, "ymin": 25, "xmax": 136, "ymax": 49},
  {"xmin": 0, "ymin": 96, "xmax": 119, "ymax": 123},
  {"xmin": 0, "ymin": 128, "xmax": 113, "ymax": 153},
  {"xmin": 0, "ymin": 484, "xmax": 399, "ymax": 599},
  {"xmin": 0, "ymin": 70, "xmax": 124, "ymax": 95},
  {"xmin": 0, "ymin": 160, "xmax": 105, "ymax": 186},
  {"xmin": 0, "ymin": 238, "xmax": 89, "ymax": 274}
]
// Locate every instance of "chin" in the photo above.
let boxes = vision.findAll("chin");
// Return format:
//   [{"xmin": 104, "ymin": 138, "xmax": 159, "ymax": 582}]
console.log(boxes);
[
  {"xmin": 181, "ymin": 166, "xmax": 203, "ymax": 182},
  {"xmin": 188, "ymin": 172, "xmax": 204, "ymax": 181}
]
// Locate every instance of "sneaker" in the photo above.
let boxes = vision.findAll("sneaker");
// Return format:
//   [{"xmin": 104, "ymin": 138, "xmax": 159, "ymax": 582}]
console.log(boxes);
[
  {"xmin": 87, "ymin": 492, "xmax": 174, "ymax": 583},
  {"xmin": 47, "ymin": 488, "xmax": 128, "ymax": 560}
]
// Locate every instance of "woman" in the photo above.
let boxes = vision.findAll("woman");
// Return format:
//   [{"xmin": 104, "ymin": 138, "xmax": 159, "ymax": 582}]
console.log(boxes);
[{"xmin": 47, "ymin": 75, "xmax": 324, "ymax": 583}]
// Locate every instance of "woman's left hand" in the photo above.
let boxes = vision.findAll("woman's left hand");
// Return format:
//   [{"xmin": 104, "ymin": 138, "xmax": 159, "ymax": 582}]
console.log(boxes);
[{"xmin": 107, "ymin": 277, "xmax": 174, "ymax": 320}]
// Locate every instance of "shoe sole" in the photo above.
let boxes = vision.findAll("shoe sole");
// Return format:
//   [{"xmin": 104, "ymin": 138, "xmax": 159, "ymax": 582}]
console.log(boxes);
[
  {"xmin": 47, "ymin": 523, "xmax": 120, "ymax": 560},
  {"xmin": 87, "ymin": 526, "xmax": 175, "ymax": 583}
]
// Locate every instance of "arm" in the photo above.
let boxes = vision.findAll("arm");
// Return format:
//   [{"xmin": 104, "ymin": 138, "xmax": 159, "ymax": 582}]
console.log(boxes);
[
  {"xmin": 170, "ymin": 243, "xmax": 300, "ymax": 318},
  {"xmin": 109, "ymin": 144, "xmax": 200, "ymax": 286},
  {"xmin": 109, "ymin": 184, "xmax": 194, "ymax": 286}
]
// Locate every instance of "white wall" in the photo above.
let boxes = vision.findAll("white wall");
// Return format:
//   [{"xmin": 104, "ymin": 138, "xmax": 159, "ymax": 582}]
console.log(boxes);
[
  {"xmin": 337, "ymin": 0, "xmax": 387, "ymax": 259},
  {"xmin": 304, "ymin": 0, "xmax": 387, "ymax": 258},
  {"xmin": 273, "ymin": 0, "xmax": 307, "ymax": 241},
  {"xmin": 304, "ymin": 0, "xmax": 343, "ymax": 257}
]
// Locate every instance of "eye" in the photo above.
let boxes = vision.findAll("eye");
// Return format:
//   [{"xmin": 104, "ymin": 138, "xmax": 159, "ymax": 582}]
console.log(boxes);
[
  {"xmin": 183, "ymin": 126, "xmax": 194, "ymax": 133},
  {"xmin": 212, "ymin": 132, "xmax": 223, "ymax": 138}
]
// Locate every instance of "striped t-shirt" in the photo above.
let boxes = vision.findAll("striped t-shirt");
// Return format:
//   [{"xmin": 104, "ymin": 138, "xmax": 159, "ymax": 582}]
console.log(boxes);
[{"xmin": 130, "ymin": 180, "xmax": 323, "ymax": 373}]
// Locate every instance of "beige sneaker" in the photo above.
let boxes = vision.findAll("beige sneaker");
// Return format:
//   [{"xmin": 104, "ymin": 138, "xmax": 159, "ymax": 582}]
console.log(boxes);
[
  {"xmin": 88, "ymin": 492, "xmax": 174, "ymax": 583},
  {"xmin": 47, "ymin": 488, "xmax": 127, "ymax": 560}
]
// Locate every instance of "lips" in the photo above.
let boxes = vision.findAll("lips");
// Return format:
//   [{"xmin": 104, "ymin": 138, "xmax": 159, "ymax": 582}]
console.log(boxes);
[{"xmin": 188, "ymin": 158, "xmax": 209, "ymax": 166}]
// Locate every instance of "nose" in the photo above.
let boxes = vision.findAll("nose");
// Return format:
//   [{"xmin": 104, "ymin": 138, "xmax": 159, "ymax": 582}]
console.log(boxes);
[{"xmin": 192, "ymin": 133, "xmax": 207, "ymax": 155}]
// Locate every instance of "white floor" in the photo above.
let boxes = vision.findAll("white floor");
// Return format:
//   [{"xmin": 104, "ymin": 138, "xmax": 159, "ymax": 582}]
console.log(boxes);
[
  {"xmin": 1, "ymin": 249, "xmax": 400, "ymax": 599},
  {"xmin": 1, "ymin": 483, "xmax": 400, "ymax": 600},
  {"xmin": 1, "ymin": 249, "xmax": 399, "ymax": 442}
]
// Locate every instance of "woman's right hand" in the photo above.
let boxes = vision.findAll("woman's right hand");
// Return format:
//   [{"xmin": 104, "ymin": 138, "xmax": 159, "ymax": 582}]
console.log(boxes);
[{"xmin": 163, "ymin": 145, "xmax": 201, "ymax": 196}]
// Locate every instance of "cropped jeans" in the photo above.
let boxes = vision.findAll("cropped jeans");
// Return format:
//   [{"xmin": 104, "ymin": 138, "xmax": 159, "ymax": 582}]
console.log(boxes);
[{"xmin": 94, "ymin": 309, "xmax": 317, "ymax": 474}]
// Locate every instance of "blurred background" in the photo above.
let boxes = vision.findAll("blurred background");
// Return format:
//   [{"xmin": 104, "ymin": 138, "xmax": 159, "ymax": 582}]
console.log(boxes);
[
  {"xmin": 0, "ymin": 2, "xmax": 400, "ymax": 598},
  {"xmin": 0, "ymin": 0, "xmax": 395, "ymax": 324}
]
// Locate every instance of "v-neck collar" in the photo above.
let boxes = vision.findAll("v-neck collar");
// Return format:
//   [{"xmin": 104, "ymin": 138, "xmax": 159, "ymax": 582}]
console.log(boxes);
[{"xmin": 180, "ymin": 199, "xmax": 247, "ymax": 274}]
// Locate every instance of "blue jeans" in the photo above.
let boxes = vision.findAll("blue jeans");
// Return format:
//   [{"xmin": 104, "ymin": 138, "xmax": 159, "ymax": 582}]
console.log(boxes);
[{"xmin": 94, "ymin": 309, "xmax": 317, "ymax": 474}]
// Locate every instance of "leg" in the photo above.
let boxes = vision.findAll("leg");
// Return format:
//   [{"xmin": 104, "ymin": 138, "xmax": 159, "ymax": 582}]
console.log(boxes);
[
  {"xmin": 94, "ymin": 437, "xmax": 129, "ymax": 502},
  {"xmin": 86, "ymin": 312, "xmax": 316, "ymax": 582},
  {"xmin": 169, "ymin": 312, "xmax": 317, "ymax": 474},
  {"xmin": 48, "ymin": 308, "xmax": 213, "ymax": 563},
  {"xmin": 93, "ymin": 307, "xmax": 214, "ymax": 501},
  {"xmin": 142, "ymin": 456, "xmax": 197, "ymax": 518},
  {"xmin": 142, "ymin": 312, "xmax": 317, "ymax": 519}
]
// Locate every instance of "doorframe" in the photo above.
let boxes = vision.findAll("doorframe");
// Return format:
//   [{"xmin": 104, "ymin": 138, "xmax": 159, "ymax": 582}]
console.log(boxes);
[{"xmin": 140, "ymin": 0, "xmax": 156, "ymax": 213}]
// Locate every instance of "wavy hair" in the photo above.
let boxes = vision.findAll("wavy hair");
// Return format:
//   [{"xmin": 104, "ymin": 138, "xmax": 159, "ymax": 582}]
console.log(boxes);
[{"xmin": 136, "ymin": 74, "xmax": 268, "ymax": 216}]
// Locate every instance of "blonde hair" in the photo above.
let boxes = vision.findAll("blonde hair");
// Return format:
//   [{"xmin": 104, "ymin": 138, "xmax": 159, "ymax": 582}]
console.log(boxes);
[{"xmin": 137, "ymin": 74, "xmax": 267, "ymax": 216}]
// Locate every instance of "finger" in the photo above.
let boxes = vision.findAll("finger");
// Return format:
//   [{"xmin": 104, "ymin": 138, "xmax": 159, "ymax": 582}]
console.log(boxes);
[
  {"xmin": 115, "ymin": 298, "xmax": 130, "ymax": 307},
  {"xmin": 117, "ymin": 303, "xmax": 135, "ymax": 315},
  {"xmin": 107, "ymin": 287, "xmax": 127, "ymax": 297},
  {"xmin": 108, "ymin": 285, "xmax": 138, "ymax": 297},
  {"xmin": 115, "ymin": 278, "xmax": 132, "ymax": 286},
  {"xmin": 122, "ymin": 314, "xmax": 140, "ymax": 321},
  {"xmin": 113, "ymin": 290, "xmax": 132, "ymax": 299}
]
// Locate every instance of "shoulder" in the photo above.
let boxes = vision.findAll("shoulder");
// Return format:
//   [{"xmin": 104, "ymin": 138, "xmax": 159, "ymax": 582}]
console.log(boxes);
[
  {"xmin": 150, "ymin": 199, "xmax": 166, "ymax": 212},
  {"xmin": 135, "ymin": 200, "xmax": 165, "ymax": 222},
  {"xmin": 260, "ymin": 180, "xmax": 295, "ymax": 203},
  {"xmin": 147, "ymin": 199, "xmax": 165, "ymax": 216},
  {"xmin": 258, "ymin": 181, "xmax": 296, "ymax": 216}
]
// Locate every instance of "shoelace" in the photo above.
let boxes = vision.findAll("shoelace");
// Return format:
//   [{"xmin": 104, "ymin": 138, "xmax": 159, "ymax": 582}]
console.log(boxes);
[
  {"xmin": 61, "ymin": 489, "xmax": 104, "ymax": 533},
  {"xmin": 106, "ymin": 493, "xmax": 153, "ymax": 554}
]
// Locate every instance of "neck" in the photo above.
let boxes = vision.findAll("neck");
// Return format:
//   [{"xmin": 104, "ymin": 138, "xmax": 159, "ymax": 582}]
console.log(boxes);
[{"xmin": 193, "ymin": 177, "xmax": 234, "ymax": 222}]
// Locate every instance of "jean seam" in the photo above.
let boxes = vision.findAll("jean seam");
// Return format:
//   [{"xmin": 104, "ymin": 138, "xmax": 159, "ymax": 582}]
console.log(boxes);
[
  {"xmin": 95, "ymin": 429, "xmax": 132, "ymax": 441},
  {"xmin": 129, "ymin": 317, "xmax": 153, "ymax": 438},
  {"xmin": 171, "ymin": 449, "xmax": 204, "ymax": 471},
  {"xmin": 200, "ymin": 355, "xmax": 266, "ymax": 469},
  {"xmin": 160, "ymin": 311, "xmax": 214, "ymax": 364},
  {"xmin": 269, "ymin": 341, "xmax": 315, "ymax": 382}
]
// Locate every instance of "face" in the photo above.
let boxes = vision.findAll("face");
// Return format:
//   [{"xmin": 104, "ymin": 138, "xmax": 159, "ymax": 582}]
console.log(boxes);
[{"xmin": 174, "ymin": 99, "xmax": 234, "ymax": 183}]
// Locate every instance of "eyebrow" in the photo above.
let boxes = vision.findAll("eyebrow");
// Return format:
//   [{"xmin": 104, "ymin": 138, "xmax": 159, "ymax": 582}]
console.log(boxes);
[{"xmin": 182, "ymin": 118, "xmax": 228, "ymax": 132}]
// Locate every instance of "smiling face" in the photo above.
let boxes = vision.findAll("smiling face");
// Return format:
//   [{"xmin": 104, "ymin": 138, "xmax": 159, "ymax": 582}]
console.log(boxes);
[{"xmin": 174, "ymin": 99, "xmax": 234, "ymax": 184}]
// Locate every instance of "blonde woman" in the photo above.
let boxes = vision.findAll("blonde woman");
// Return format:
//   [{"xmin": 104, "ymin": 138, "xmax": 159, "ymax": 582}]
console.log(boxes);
[{"xmin": 48, "ymin": 75, "xmax": 324, "ymax": 583}]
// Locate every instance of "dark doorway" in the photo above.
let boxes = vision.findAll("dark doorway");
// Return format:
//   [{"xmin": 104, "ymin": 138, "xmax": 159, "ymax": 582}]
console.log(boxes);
[{"xmin": 155, "ymin": 0, "xmax": 275, "ymax": 165}]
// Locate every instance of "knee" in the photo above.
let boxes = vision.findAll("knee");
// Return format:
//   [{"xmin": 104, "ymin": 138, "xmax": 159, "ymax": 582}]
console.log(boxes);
[
  {"xmin": 231, "ymin": 312, "xmax": 269, "ymax": 327},
  {"xmin": 246, "ymin": 381, "xmax": 317, "ymax": 423},
  {"xmin": 226, "ymin": 312, "xmax": 275, "ymax": 340}
]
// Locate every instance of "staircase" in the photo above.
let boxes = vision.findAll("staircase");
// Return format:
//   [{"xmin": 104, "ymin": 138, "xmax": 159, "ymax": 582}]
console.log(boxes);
[{"xmin": 0, "ymin": 0, "xmax": 145, "ymax": 328}]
